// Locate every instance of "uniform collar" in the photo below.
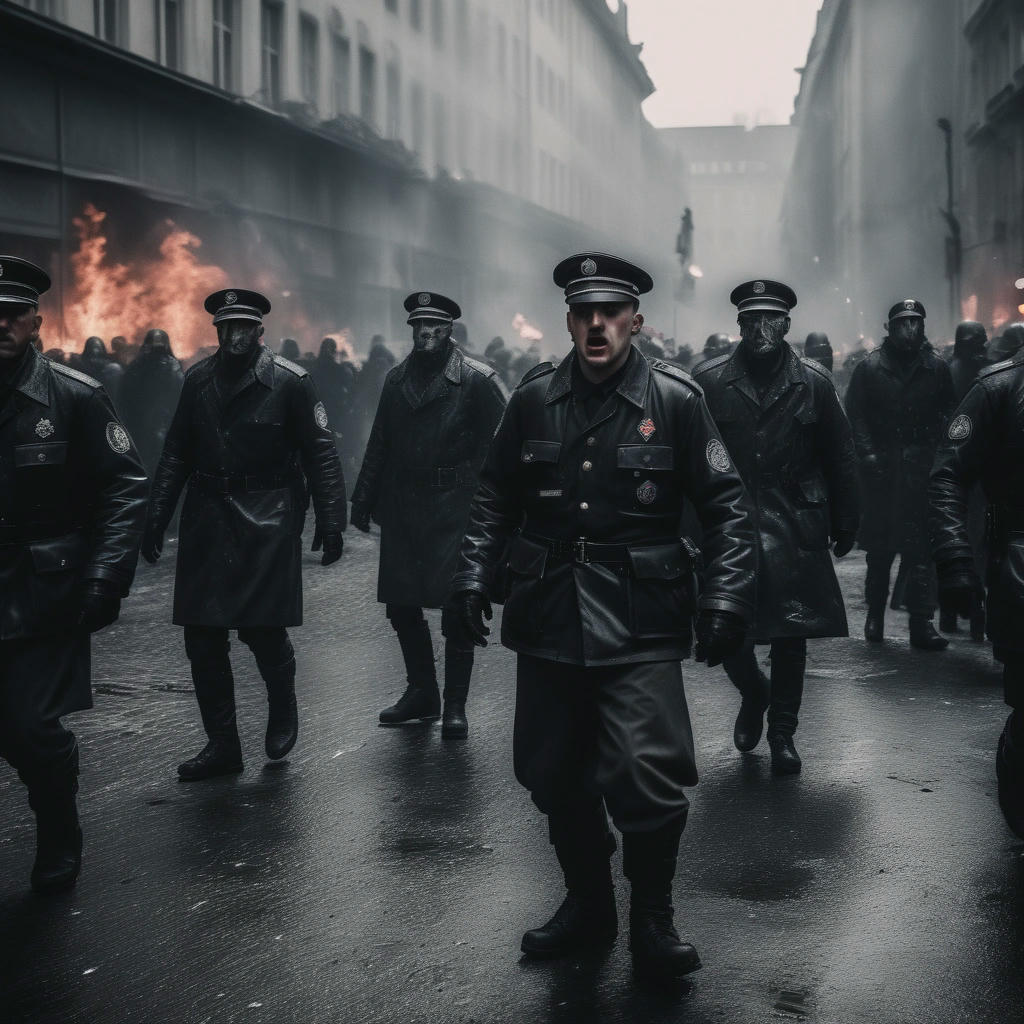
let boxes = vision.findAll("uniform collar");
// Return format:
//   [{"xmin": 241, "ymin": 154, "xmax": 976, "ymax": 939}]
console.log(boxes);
[
  {"xmin": 879, "ymin": 339, "xmax": 934, "ymax": 376},
  {"xmin": 254, "ymin": 345, "xmax": 275, "ymax": 388},
  {"xmin": 392, "ymin": 342, "xmax": 462, "ymax": 385},
  {"xmin": 723, "ymin": 342, "xmax": 804, "ymax": 409},
  {"xmin": 546, "ymin": 344, "xmax": 648, "ymax": 408},
  {"xmin": 5, "ymin": 345, "xmax": 50, "ymax": 406}
]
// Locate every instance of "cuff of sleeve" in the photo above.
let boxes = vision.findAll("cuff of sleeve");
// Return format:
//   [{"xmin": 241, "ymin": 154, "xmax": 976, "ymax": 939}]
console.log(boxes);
[
  {"xmin": 698, "ymin": 595, "xmax": 754, "ymax": 623},
  {"xmin": 449, "ymin": 572, "xmax": 489, "ymax": 596},
  {"xmin": 84, "ymin": 564, "xmax": 130, "ymax": 595}
]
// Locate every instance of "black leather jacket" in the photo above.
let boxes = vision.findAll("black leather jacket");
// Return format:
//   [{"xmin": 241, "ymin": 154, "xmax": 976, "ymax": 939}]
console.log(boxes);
[
  {"xmin": 452, "ymin": 347, "xmax": 757, "ymax": 665},
  {"xmin": 930, "ymin": 352, "xmax": 1024, "ymax": 653},
  {"xmin": 0, "ymin": 345, "xmax": 148, "ymax": 639}
]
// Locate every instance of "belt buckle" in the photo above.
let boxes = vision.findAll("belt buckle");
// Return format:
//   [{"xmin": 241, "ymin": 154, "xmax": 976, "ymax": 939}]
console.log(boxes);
[{"xmin": 572, "ymin": 537, "xmax": 588, "ymax": 563}]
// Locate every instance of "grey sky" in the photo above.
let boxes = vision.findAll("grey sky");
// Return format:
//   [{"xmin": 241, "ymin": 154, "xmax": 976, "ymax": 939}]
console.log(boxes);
[{"xmin": 623, "ymin": 0, "xmax": 824, "ymax": 128}]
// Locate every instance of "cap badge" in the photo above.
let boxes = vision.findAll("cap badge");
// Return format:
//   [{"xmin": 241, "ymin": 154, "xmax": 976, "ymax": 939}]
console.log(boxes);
[
  {"xmin": 904, "ymin": 299, "xmax": 915, "ymax": 311},
  {"xmin": 706, "ymin": 438, "xmax": 732, "ymax": 473},
  {"xmin": 636, "ymin": 480, "xmax": 658, "ymax": 505},
  {"xmin": 314, "ymin": 401, "xmax": 329, "ymax": 430},
  {"xmin": 753, "ymin": 281, "xmax": 766, "ymax": 294},
  {"xmin": 637, "ymin": 417, "xmax": 656, "ymax": 441},
  {"xmin": 35, "ymin": 418, "xmax": 54, "ymax": 439},
  {"xmin": 105, "ymin": 422, "xmax": 131, "ymax": 454},
  {"xmin": 224, "ymin": 291, "xmax": 237, "ymax": 304},
  {"xmin": 418, "ymin": 292, "xmax": 432, "ymax": 307},
  {"xmin": 948, "ymin": 413, "xmax": 971, "ymax": 441},
  {"xmin": 580, "ymin": 258, "xmax": 598, "ymax": 276}
]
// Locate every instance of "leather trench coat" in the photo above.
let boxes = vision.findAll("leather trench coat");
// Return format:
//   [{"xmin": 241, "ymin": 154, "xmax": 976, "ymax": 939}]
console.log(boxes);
[
  {"xmin": 351, "ymin": 344, "xmax": 508, "ymax": 609},
  {"xmin": 147, "ymin": 347, "xmax": 346, "ymax": 628},
  {"xmin": 0, "ymin": 346, "xmax": 148, "ymax": 708},
  {"xmin": 451, "ymin": 347, "xmax": 757, "ymax": 665},
  {"xmin": 845, "ymin": 341, "xmax": 956, "ymax": 557},
  {"xmin": 694, "ymin": 344, "xmax": 860, "ymax": 640},
  {"xmin": 930, "ymin": 352, "xmax": 1024, "ymax": 654}
]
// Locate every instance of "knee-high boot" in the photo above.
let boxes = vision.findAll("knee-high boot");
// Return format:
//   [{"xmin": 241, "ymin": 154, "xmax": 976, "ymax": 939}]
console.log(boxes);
[
  {"xmin": 24, "ymin": 742, "xmax": 83, "ymax": 893},
  {"xmin": 442, "ymin": 642, "xmax": 474, "ymax": 739}
]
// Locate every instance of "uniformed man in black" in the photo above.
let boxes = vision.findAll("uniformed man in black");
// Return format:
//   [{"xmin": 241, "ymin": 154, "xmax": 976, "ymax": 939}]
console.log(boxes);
[
  {"xmin": 695, "ymin": 282, "xmax": 860, "ymax": 774},
  {"xmin": 351, "ymin": 292, "xmax": 507, "ymax": 737},
  {"xmin": 803, "ymin": 331, "xmax": 834, "ymax": 374},
  {"xmin": 450, "ymin": 253, "xmax": 757, "ymax": 982},
  {"xmin": 142, "ymin": 289, "xmax": 347, "ymax": 780},
  {"xmin": 0, "ymin": 256, "xmax": 148, "ymax": 891},
  {"xmin": 930, "ymin": 346, "xmax": 1024, "ymax": 837},
  {"xmin": 845, "ymin": 300, "xmax": 956, "ymax": 648}
]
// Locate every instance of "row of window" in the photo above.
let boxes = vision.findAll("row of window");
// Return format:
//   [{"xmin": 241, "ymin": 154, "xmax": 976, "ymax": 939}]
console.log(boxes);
[{"xmin": 689, "ymin": 160, "xmax": 771, "ymax": 176}]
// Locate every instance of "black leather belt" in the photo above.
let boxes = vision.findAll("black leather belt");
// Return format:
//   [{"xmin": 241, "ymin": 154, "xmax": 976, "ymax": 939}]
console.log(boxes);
[
  {"xmin": 418, "ymin": 466, "xmax": 472, "ymax": 488},
  {"xmin": 192, "ymin": 472, "xmax": 296, "ymax": 494},
  {"xmin": 524, "ymin": 534, "xmax": 678, "ymax": 565}
]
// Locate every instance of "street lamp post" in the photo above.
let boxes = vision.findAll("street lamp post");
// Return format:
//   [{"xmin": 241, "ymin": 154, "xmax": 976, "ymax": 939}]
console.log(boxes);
[{"xmin": 936, "ymin": 117, "xmax": 962, "ymax": 328}]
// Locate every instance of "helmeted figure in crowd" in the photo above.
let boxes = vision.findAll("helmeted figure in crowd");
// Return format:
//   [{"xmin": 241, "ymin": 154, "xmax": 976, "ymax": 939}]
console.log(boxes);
[
  {"xmin": 142, "ymin": 289, "xmax": 347, "ymax": 781},
  {"xmin": 350, "ymin": 292, "xmax": 507, "ymax": 738},
  {"xmin": 930, "ymin": 344, "xmax": 1024, "ymax": 837},
  {"xmin": 844, "ymin": 299, "xmax": 956, "ymax": 649},
  {"xmin": 118, "ymin": 328, "xmax": 185, "ymax": 474},
  {"xmin": 803, "ymin": 331, "xmax": 834, "ymax": 374},
  {"xmin": 695, "ymin": 281, "xmax": 860, "ymax": 774},
  {"xmin": 77, "ymin": 335, "xmax": 124, "ymax": 407},
  {"xmin": 279, "ymin": 338, "xmax": 301, "ymax": 362},
  {"xmin": 0, "ymin": 256, "xmax": 148, "ymax": 891},
  {"xmin": 310, "ymin": 337, "xmax": 350, "ymax": 452},
  {"xmin": 693, "ymin": 332, "xmax": 733, "ymax": 372},
  {"xmin": 987, "ymin": 323, "xmax": 1024, "ymax": 365},
  {"xmin": 939, "ymin": 320, "xmax": 989, "ymax": 639},
  {"xmin": 449, "ymin": 253, "xmax": 757, "ymax": 982}
]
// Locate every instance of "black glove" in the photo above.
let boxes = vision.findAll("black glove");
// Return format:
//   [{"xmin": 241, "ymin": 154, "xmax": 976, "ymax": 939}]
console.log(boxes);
[
  {"xmin": 694, "ymin": 609, "xmax": 746, "ymax": 668},
  {"xmin": 140, "ymin": 522, "xmax": 164, "ymax": 564},
  {"xmin": 78, "ymin": 580, "xmax": 121, "ymax": 633},
  {"xmin": 351, "ymin": 503, "xmax": 371, "ymax": 533},
  {"xmin": 454, "ymin": 590, "xmax": 493, "ymax": 647},
  {"xmin": 937, "ymin": 559, "xmax": 983, "ymax": 619},
  {"xmin": 832, "ymin": 530, "xmax": 857, "ymax": 558},
  {"xmin": 320, "ymin": 531, "xmax": 344, "ymax": 566}
]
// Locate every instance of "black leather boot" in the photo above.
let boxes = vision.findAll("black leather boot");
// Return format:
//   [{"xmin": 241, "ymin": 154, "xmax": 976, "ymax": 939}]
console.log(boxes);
[
  {"xmin": 623, "ymin": 821, "xmax": 701, "ymax": 982},
  {"xmin": 909, "ymin": 615, "xmax": 949, "ymax": 651},
  {"xmin": 735, "ymin": 672, "xmax": 770, "ymax": 752},
  {"xmin": 766, "ymin": 639, "xmax": 805, "ymax": 775},
  {"xmin": 969, "ymin": 602, "xmax": 986, "ymax": 643},
  {"xmin": 521, "ymin": 808, "xmax": 617, "ymax": 959},
  {"xmin": 997, "ymin": 712, "xmax": 1024, "ymax": 840},
  {"xmin": 27, "ymin": 745, "xmax": 83, "ymax": 894},
  {"xmin": 178, "ymin": 663, "xmax": 243, "ymax": 781},
  {"xmin": 261, "ymin": 656, "xmax": 298, "ymax": 760},
  {"xmin": 442, "ymin": 643, "xmax": 473, "ymax": 739},
  {"xmin": 864, "ymin": 605, "xmax": 885, "ymax": 642},
  {"xmin": 380, "ymin": 618, "xmax": 440, "ymax": 724},
  {"xmin": 768, "ymin": 732, "xmax": 802, "ymax": 774}
]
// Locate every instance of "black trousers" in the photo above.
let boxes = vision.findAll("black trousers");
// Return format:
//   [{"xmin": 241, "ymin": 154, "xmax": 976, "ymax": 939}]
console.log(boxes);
[
  {"xmin": 513, "ymin": 654, "xmax": 694, "ymax": 833},
  {"xmin": 385, "ymin": 604, "xmax": 475, "ymax": 699},
  {"xmin": 723, "ymin": 638, "xmax": 807, "ymax": 737},
  {"xmin": 0, "ymin": 634, "xmax": 86, "ymax": 783},
  {"xmin": 183, "ymin": 626, "xmax": 294, "ymax": 692},
  {"xmin": 865, "ymin": 550, "xmax": 936, "ymax": 617}
]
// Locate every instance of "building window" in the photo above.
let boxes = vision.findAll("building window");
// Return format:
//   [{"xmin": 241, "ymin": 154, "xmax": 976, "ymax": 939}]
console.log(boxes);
[
  {"xmin": 212, "ymin": 0, "xmax": 235, "ymax": 90},
  {"xmin": 384, "ymin": 0, "xmax": 398, "ymax": 12},
  {"xmin": 156, "ymin": 0, "xmax": 182, "ymax": 69},
  {"xmin": 94, "ymin": 0, "xmax": 125, "ymax": 44},
  {"xmin": 386, "ymin": 62, "xmax": 401, "ymax": 138},
  {"xmin": 431, "ymin": 0, "xmax": 444, "ymax": 48},
  {"xmin": 300, "ymin": 15, "xmax": 320, "ymax": 108},
  {"xmin": 359, "ymin": 46, "xmax": 377, "ymax": 126},
  {"xmin": 333, "ymin": 33, "xmax": 351, "ymax": 115},
  {"xmin": 260, "ymin": 1, "xmax": 283, "ymax": 105},
  {"xmin": 409, "ymin": 0, "xmax": 422, "ymax": 31}
]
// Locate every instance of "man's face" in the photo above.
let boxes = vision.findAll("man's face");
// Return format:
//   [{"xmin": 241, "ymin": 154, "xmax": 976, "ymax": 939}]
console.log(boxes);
[
  {"xmin": 738, "ymin": 311, "xmax": 790, "ymax": 360},
  {"xmin": 889, "ymin": 316, "xmax": 924, "ymax": 355},
  {"xmin": 410, "ymin": 318, "xmax": 451, "ymax": 355},
  {"xmin": 0, "ymin": 303, "xmax": 41, "ymax": 362},
  {"xmin": 567, "ymin": 301, "xmax": 642, "ymax": 380},
  {"xmin": 216, "ymin": 320, "xmax": 263, "ymax": 357}
]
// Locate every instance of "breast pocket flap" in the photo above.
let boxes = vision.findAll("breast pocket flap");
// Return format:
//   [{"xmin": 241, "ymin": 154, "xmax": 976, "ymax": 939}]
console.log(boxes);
[
  {"xmin": 617, "ymin": 445, "xmax": 674, "ymax": 470},
  {"xmin": 521, "ymin": 440, "xmax": 561, "ymax": 465},
  {"xmin": 15, "ymin": 442, "xmax": 68, "ymax": 467}
]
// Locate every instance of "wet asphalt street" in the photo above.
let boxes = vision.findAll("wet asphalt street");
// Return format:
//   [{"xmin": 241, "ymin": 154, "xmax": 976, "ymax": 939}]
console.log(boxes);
[{"xmin": 1, "ymin": 529, "xmax": 1023, "ymax": 1024}]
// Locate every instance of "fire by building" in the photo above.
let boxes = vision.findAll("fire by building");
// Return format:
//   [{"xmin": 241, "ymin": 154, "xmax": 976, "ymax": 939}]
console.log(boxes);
[{"xmin": 0, "ymin": 0, "xmax": 687, "ymax": 360}]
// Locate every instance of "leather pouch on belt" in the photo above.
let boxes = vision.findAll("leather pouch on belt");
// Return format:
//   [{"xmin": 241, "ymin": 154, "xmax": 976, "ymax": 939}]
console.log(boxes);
[{"xmin": 626, "ymin": 540, "xmax": 695, "ymax": 638}]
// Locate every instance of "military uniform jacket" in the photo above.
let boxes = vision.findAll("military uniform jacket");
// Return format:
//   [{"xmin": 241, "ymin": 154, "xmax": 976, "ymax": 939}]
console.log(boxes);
[
  {"xmin": 0, "ymin": 345, "xmax": 147, "ymax": 699},
  {"xmin": 451, "ymin": 347, "xmax": 757, "ymax": 665},
  {"xmin": 930, "ymin": 352, "xmax": 1024, "ymax": 654},
  {"xmin": 147, "ymin": 346, "xmax": 346, "ymax": 628},
  {"xmin": 695, "ymin": 344, "xmax": 860, "ymax": 641},
  {"xmin": 845, "ymin": 341, "xmax": 956, "ymax": 557},
  {"xmin": 351, "ymin": 344, "xmax": 508, "ymax": 608}
]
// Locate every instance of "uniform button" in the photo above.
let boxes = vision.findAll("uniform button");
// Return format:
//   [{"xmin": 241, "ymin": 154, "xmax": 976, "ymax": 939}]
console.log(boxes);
[
  {"xmin": 643, "ymin": 454, "xmax": 651, "ymax": 464},
  {"xmin": 523, "ymin": 452, "xmax": 534, "ymax": 462},
  {"xmin": 579, "ymin": 501, "xmax": 589, "ymax": 511},
  {"xmin": 634, "ymin": 471, "xmax": 640, "ymax": 478},
  {"xmin": 582, "ymin": 460, "xmax": 593, "ymax": 471},
  {"xmin": 37, "ymin": 453, "xmax": 46, "ymax": 462},
  {"xmin": 586, "ymin": 436, "xmax": 597, "ymax": 446}
]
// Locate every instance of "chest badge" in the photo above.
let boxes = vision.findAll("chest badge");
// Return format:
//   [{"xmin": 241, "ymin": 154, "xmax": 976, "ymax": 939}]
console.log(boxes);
[
  {"xmin": 636, "ymin": 480, "xmax": 658, "ymax": 505},
  {"xmin": 35, "ymin": 418, "xmax": 55, "ymax": 438},
  {"xmin": 637, "ymin": 417, "xmax": 656, "ymax": 441},
  {"xmin": 105, "ymin": 421, "xmax": 131, "ymax": 453}
]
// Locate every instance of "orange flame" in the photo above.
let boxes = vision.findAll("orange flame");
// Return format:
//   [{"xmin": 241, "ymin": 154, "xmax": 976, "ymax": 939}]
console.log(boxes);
[{"xmin": 512, "ymin": 313, "xmax": 543, "ymax": 342}]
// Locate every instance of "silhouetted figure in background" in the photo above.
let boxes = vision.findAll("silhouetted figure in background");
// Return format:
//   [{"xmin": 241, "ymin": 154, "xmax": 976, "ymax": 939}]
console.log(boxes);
[
  {"xmin": 279, "ymin": 338, "xmax": 301, "ymax": 362},
  {"xmin": 310, "ymin": 337, "xmax": 352, "ymax": 462},
  {"xmin": 987, "ymin": 323, "xmax": 1024, "ymax": 364},
  {"xmin": 355, "ymin": 335, "xmax": 397, "ymax": 458},
  {"xmin": 119, "ymin": 328, "xmax": 184, "ymax": 474},
  {"xmin": 77, "ymin": 336, "xmax": 124, "ymax": 406},
  {"xmin": 803, "ymin": 331, "xmax": 834, "ymax": 373}
]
